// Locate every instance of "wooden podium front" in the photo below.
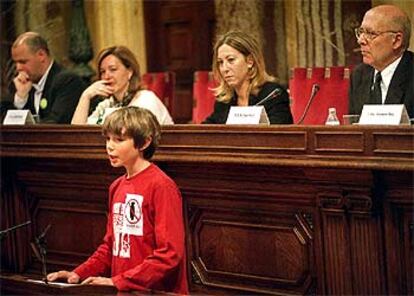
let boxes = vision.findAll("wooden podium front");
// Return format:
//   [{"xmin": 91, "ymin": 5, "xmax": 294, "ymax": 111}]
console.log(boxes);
[{"xmin": 1, "ymin": 124, "xmax": 413, "ymax": 295}]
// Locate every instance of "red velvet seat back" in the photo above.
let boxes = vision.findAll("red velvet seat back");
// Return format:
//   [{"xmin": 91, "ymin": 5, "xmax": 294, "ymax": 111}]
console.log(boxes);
[
  {"xmin": 142, "ymin": 71, "xmax": 175, "ymax": 114},
  {"xmin": 289, "ymin": 66, "xmax": 352, "ymax": 124},
  {"xmin": 192, "ymin": 71, "xmax": 217, "ymax": 124}
]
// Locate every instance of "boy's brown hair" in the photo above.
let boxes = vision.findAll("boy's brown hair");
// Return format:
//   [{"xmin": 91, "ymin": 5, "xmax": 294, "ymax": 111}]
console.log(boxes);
[{"xmin": 102, "ymin": 107, "xmax": 161, "ymax": 159}]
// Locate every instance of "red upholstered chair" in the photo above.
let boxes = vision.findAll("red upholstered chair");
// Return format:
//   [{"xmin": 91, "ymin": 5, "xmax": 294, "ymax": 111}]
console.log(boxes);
[
  {"xmin": 141, "ymin": 71, "xmax": 175, "ymax": 114},
  {"xmin": 192, "ymin": 71, "xmax": 217, "ymax": 124},
  {"xmin": 289, "ymin": 66, "xmax": 352, "ymax": 124}
]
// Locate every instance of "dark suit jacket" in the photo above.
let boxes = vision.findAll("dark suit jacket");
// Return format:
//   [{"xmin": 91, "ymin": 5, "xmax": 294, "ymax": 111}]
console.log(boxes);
[
  {"xmin": 9, "ymin": 62, "xmax": 86, "ymax": 123},
  {"xmin": 349, "ymin": 50, "xmax": 414, "ymax": 119},
  {"xmin": 203, "ymin": 82, "xmax": 293, "ymax": 124}
]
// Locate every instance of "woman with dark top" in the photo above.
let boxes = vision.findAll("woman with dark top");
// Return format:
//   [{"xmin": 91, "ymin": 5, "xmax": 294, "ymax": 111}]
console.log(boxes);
[{"xmin": 203, "ymin": 31, "xmax": 293, "ymax": 124}]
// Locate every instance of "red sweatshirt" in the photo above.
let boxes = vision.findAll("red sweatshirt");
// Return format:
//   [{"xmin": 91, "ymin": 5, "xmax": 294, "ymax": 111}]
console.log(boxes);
[{"xmin": 73, "ymin": 164, "xmax": 188, "ymax": 294}]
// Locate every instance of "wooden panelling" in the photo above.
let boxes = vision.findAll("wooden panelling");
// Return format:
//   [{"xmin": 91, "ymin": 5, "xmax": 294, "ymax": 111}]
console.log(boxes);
[
  {"xmin": 161, "ymin": 130, "xmax": 307, "ymax": 152},
  {"xmin": 190, "ymin": 208, "xmax": 314, "ymax": 294},
  {"xmin": 348, "ymin": 214, "xmax": 384, "ymax": 295},
  {"xmin": 1, "ymin": 125, "xmax": 413, "ymax": 295},
  {"xmin": 314, "ymin": 131, "xmax": 364, "ymax": 153},
  {"xmin": 318, "ymin": 187, "xmax": 386, "ymax": 295},
  {"xmin": 1, "ymin": 156, "xmax": 120, "ymax": 274},
  {"xmin": 372, "ymin": 132, "xmax": 414, "ymax": 155},
  {"xmin": 144, "ymin": 1, "xmax": 215, "ymax": 123},
  {"xmin": 402, "ymin": 212, "xmax": 413, "ymax": 294},
  {"xmin": 382, "ymin": 170, "xmax": 414, "ymax": 295},
  {"xmin": 165, "ymin": 23, "xmax": 192, "ymax": 68},
  {"xmin": 320, "ymin": 211, "xmax": 350, "ymax": 295}
]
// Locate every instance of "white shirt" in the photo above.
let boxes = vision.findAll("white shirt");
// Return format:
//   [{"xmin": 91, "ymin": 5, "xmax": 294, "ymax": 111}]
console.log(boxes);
[
  {"xmin": 87, "ymin": 90, "xmax": 174, "ymax": 125},
  {"xmin": 373, "ymin": 56, "xmax": 402, "ymax": 104},
  {"xmin": 14, "ymin": 61, "xmax": 54, "ymax": 114}
]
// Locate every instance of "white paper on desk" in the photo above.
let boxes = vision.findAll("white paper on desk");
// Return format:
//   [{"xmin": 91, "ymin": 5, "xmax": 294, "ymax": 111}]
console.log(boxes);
[
  {"xmin": 359, "ymin": 104, "xmax": 410, "ymax": 125},
  {"xmin": 3, "ymin": 110, "xmax": 35, "ymax": 125},
  {"xmin": 226, "ymin": 106, "xmax": 270, "ymax": 125},
  {"xmin": 26, "ymin": 278, "xmax": 81, "ymax": 287}
]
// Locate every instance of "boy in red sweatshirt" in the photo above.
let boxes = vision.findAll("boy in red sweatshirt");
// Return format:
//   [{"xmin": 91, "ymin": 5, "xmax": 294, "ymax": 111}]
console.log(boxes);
[{"xmin": 47, "ymin": 107, "xmax": 188, "ymax": 294}]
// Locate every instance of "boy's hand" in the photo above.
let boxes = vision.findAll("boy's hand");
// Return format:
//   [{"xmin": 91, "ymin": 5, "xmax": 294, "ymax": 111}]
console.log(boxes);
[
  {"xmin": 46, "ymin": 270, "xmax": 80, "ymax": 284},
  {"xmin": 81, "ymin": 276, "xmax": 114, "ymax": 286}
]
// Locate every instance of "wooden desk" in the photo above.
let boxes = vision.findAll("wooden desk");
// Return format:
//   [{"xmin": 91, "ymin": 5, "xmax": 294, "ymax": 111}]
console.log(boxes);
[
  {"xmin": 0, "ymin": 274, "xmax": 118, "ymax": 295},
  {"xmin": 0, "ymin": 273, "xmax": 165, "ymax": 295},
  {"xmin": 1, "ymin": 124, "xmax": 413, "ymax": 295}
]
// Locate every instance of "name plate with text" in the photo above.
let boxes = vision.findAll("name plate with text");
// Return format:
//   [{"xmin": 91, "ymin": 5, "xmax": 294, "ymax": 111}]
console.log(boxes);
[
  {"xmin": 359, "ymin": 104, "xmax": 409, "ymax": 125},
  {"xmin": 3, "ymin": 110, "xmax": 35, "ymax": 125},
  {"xmin": 226, "ymin": 106, "xmax": 270, "ymax": 125}
]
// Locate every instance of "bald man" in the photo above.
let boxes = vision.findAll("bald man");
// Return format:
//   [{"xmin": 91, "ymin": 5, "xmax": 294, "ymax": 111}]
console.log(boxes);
[
  {"xmin": 349, "ymin": 5, "xmax": 413, "ymax": 119},
  {"xmin": 9, "ymin": 32, "xmax": 85, "ymax": 123}
]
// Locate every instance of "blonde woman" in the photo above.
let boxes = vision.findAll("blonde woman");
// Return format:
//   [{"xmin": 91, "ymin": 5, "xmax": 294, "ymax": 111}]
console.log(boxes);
[{"xmin": 204, "ymin": 31, "xmax": 293, "ymax": 124}]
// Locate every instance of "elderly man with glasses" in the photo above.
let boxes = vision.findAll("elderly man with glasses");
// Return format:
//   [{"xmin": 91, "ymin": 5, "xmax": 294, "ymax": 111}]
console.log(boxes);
[{"xmin": 348, "ymin": 4, "xmax": 413, "ymax": 119}]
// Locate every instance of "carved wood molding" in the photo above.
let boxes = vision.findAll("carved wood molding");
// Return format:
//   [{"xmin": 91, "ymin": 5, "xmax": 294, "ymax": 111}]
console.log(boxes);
[
  {"xmin": 318, "ymin": 191, "xmax": 373, "ymax": 214},
  {"xmin": 1, "ymin": 125, "xmax": 412, "ymax": 171},
  {"xmin": 318, "ymin": 189, "xmax": 386, "ymax": 294},
  {"xmin": 187, "ymin": 205, "xmax": 314, "ymax": 294}
]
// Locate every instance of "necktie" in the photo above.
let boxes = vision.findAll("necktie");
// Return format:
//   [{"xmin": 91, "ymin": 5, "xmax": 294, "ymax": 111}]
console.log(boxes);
[{"xmin": 370, "ymin": 72, "xmax": 382, "ymax": 104}]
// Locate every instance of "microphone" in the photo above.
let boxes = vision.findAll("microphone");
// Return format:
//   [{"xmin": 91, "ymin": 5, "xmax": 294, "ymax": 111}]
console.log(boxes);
[
  {"xmin": 37, "ymin": 224, "xmax": 51, "ymax": 242},
  {"xmin": 254, "ymin": 88, "xmax": 282, "ymax": 106},
  {"xmin": 0, "ymin": 220, "xmax": 31, "ymax": 240},
  {"xmin": 32, "ymin": 224, "xmax": 52, "ymax": 284},
  {"xmin": 296, "ymin": 83, "xmax": 320, "ymax": 124}
]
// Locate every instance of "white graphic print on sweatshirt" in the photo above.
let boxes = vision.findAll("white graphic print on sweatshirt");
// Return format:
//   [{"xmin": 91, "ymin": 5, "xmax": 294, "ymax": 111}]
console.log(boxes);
[{"xmin": 112, "ymin": 193, "xmax": 143, "ymax": 258}]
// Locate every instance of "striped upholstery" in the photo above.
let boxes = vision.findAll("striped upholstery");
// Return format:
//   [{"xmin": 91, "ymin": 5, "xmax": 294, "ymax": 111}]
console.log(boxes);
[
  {"xmin": 289, "ymin": 66, "xmax": 353, "ymax": 124},
  {"xmin": 192, "ymin": 71, "xmax": 217, "ymax": 124},
  {"xmin": 142, "ymin": 71, "xmax": 175, "ymax": 114}
]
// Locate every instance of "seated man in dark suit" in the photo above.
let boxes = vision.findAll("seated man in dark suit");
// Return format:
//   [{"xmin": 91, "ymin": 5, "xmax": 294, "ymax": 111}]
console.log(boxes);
[
  {"xmin": 6, "ymin": 32, "xmax": 86, "ymax": 123},
  {"xmin": 349, "ymin": 4, "xmax": 413, "ymax": 119}
]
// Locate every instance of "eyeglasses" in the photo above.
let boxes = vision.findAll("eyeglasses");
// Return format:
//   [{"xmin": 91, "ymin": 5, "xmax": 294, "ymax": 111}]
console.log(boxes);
[{"xmin": 354, "ymin": 27, "xmax": 399, "ymax": 41}]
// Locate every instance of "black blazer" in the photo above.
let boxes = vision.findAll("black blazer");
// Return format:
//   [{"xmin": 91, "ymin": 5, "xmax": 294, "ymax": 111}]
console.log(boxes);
[
  {"xmin": 13, "ymin": 62, "xmax": 86, "ymax": 123},
  {"xmin": 349, "ymin": 50, "xmax": 414, "ymax": 119},
  {"xmin": 203, "ymin": 82, "xmax": 293, "ymax": 124}
]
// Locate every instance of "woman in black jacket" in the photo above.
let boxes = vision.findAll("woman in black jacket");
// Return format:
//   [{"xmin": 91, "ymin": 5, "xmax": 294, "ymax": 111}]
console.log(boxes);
[{"xmin": 203, "ymin": 31, "xmax": 293, "ymax": 124}]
